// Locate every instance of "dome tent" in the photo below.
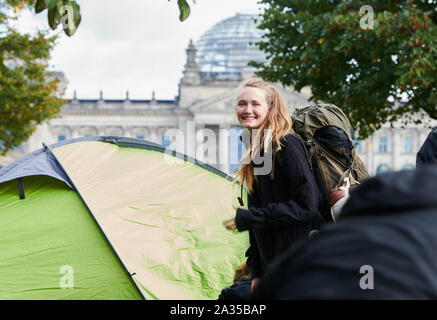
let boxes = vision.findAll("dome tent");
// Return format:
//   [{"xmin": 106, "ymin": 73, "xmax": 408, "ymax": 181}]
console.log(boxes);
[{"xmin": 0, "ymin": 136, "xmax": 248, "ymax": 300}]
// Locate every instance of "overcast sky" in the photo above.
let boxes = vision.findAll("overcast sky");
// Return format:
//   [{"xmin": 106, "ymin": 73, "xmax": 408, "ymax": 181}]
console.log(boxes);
[{"xmin": 13, "ymin": 0, "xmax": 262, "ymax": 100}]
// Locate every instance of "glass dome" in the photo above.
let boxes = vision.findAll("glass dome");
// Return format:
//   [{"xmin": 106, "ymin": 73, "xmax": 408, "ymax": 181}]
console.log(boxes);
[{"xmin": 195, "ymin": 13, "xmax": 266, "ymax": 79}]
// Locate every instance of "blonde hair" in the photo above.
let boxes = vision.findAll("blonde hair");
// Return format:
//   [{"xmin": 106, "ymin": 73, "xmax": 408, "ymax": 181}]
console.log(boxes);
[
  {"xmin": 233, "ymin": 260, "xmax": 250, "ymax": 284},
  {"xmin": 234, "ymin": 78, "xmax": 293, "ymax": 192}
]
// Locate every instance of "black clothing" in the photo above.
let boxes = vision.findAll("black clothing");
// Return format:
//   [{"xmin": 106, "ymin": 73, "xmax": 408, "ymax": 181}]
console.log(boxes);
[
  {"xmin": 254, "ymin": 167, "xmax": 437, "ymax": 299},
  {"xmin": 417, "ymin": 128, "xmax": 437, "ymax": 168},
  {"xmin": 235, "ymin": 134, "xmax": 323, "ymax": 279},
  {"xmin": 217, "ymin": 278, "xmax": 251, "ymax": 300}
]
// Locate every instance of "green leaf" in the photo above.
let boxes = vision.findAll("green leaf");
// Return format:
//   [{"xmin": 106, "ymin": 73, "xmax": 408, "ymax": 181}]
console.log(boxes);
[
  {"xmin": 46, "ymin": 0, "xmax": 58, "ymax": 9},
  {"xmin": 35, "ymin": 0, "xmax": 47, "ymax": 13},
  {"xmin": 47, "ymin": 5, "xmax": 60, "ymax": 30},
  {"xmin": 59, "ymin": 1, "xmax": 81, "ymax": 36},
  {"xmin": 178, "ymin": 0, "xmax": 190, "ymax": 22}
]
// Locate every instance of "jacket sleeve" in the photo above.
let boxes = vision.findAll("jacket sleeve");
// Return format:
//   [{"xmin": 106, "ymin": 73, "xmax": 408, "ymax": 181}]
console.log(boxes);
[
  {"xmin": 244, "ymin": 227, "xmax": 264, "ymax": 279},
  {"xmin": 235, "ymin": 135, "xmax": 319, "ymax": 231},
  {"xmin": 239, "ymin": 190, "xmax": 263, "ymax": 279}
]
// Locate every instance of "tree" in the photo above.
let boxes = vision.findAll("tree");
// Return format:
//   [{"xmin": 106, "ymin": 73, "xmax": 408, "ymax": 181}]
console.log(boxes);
[
  {"xmin": 0, "ymin": 0, "xmax": 196, "ymax": 155},
  {"xmin": 251, "ymin": 0, "xmax": 437, "ymax": 138},
  {"xmin": 0, "ymin": 0, "xmax": 64, "ymax": 154},
  {"xmin": 17, "ymin": 0, "xmax": 193, "ymax": 38}
]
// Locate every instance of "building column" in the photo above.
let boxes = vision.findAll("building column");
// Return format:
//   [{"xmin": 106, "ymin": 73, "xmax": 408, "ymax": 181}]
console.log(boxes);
[
  {"xmin": 366, "ymin": 135, "xmax": 374, "ymax": 175},
  {"xmin": 391, "ymin": 129, "xmax": 400, "ymax": 171},
  {"xmin": 71, "ymin": 126, "xmax": 81, "ymax": 139},
  {"xmin": 195, "ymin": 123, "xmax": 206, "ymax": 162},
  {"xmin": 149, "ymin": 127, "xmax": 159, "ymax": 144},
  {"xmin": 97, "ymin": 126, "xmax": 106, "ymax": 136},
  {"xmin": 185, "ymin": 120, "xmax": 196, "ymax": 160},
  {"xmin": 418, "ymin": 128, "xmax": 429, "ymax": 151},
  {"xmin": 219, "ymin": 124, "xmax": 230, "ymax": 173}
]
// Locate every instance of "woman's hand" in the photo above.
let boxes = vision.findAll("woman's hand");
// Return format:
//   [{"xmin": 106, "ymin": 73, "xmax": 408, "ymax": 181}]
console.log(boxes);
[
  {"xmin": 251, "ymin": 277, "xmax": 260, "ymax": 293},
  {"xmin": 223, "ymin": 204, "xmax": 240, "ymax": 233}
]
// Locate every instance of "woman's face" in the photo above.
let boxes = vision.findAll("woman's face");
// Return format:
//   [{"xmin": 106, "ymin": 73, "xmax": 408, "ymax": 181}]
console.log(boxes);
[{"xmin": 236, "ymin": 87, "xmax": 270, "ymax": 130}]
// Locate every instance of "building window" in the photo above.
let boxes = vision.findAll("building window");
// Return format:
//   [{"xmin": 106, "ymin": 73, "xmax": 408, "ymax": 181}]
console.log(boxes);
[
  {"xmin": 379, "ymin": 137, "xmax": 387, "ymax": 153},
  {"xmin": 376, "ymin": 164, "xmax": 390, "ymax": 174},
  {"xmin": 353, "ymin": 139, "xmax": 361, "ymax": 153},
  {"xmin": 229, "ymin": 126, "xmax": 244, "ymax": 173},
  {"xmin": 405, "ymin": 137, "xmax": 413, "ymax": 153},
  {"xmin": 136, "ymin": 136, "xmax": 144, "ymax": 140},
  {"xmin": 162, "ymin": 136, "xmax": 171, "ymax": 148},
  {"xmin": 58, "ymin": 135, "xmax": 66, "ymax": 142}
]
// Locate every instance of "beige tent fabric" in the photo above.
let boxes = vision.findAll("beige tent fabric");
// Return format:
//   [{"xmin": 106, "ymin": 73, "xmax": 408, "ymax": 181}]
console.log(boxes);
[{"xmin": 53, "ymin": 141, "xmax": 248, "ymax": 300}]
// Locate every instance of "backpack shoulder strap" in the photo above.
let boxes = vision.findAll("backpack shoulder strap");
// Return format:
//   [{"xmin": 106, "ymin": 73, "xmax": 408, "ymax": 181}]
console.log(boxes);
[{"xmin": 287, "ymin": 133, "xmax": 313, "ymax": 172}]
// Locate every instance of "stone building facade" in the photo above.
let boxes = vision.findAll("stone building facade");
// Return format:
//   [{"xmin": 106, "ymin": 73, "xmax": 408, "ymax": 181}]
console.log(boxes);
[{"xmin": 2, "ymin": 13, "xmax": 436, "ymax": 175}]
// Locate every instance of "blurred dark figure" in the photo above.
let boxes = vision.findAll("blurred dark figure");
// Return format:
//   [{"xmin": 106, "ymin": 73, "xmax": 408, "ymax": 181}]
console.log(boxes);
[
  {"xmin": 218, "ymin": 260, "xmax": 251, "ymax": 300},
  {"xmin": 253, "ymin": 167, "xmax": 437, "ymax": 299},
  {"xmin": 417, "ymin": 128, "xmax": 437, "ymax": 168}
]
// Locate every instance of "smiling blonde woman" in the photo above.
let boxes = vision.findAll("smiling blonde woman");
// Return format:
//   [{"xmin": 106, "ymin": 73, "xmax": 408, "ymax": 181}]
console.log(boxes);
[{"xmin": 224, "ymin": 78, "xmax": 323, "ymax": 293}]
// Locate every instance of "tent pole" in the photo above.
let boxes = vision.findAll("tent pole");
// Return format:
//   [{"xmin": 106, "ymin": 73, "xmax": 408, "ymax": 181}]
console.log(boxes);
[{"xmin": 17, "ymin": 178, "xmax": 25, "ymax": 200}]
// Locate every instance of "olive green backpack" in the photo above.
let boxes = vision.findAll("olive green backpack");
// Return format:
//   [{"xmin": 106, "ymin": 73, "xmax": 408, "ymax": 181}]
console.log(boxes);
[{"xmin": 291, "ymin": 103, "xmax": 369, "ymax": 222}]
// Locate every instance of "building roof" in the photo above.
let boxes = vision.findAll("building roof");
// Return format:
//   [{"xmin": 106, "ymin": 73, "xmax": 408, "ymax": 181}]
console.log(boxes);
[{"xmin": 195, "ymin": 13, "xmax": 266, "ymax": 78}]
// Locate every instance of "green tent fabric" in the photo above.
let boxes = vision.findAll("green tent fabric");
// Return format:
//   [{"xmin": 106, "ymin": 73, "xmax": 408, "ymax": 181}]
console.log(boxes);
[
  {"xmin": 0, "ymin": 137, "xmax": 249, "ymax": 300},
  {"xmin": 0, "ymin": 176, "xmax": 142, "ymax": 300}
]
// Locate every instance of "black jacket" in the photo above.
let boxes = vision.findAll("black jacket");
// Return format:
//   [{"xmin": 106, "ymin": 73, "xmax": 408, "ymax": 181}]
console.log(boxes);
[
  {"xmin": 235, "ymin": 134, "xmax": 323, "ymax": 279},
  {"xmin": 254, "ymin": 166, "xmax": 437, "ymax": 299},
  {"xmin": 417, "ymin": 128, "xmax": 437, "ymax": 168},
  {"xmin": 217, "ymin": 278, "xmax": 251, "ymax": 300}
]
